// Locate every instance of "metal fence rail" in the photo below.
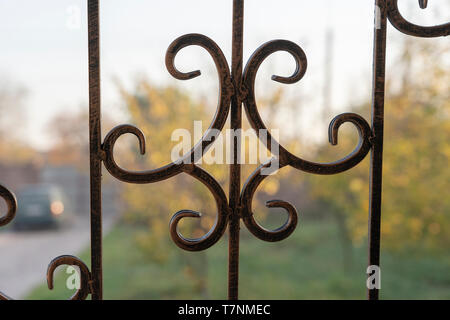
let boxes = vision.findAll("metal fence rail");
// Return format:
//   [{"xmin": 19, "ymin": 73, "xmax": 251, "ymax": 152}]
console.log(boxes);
[{"xmin": 0, "ymin": 0, "xmax": 448, "ymax": 300}]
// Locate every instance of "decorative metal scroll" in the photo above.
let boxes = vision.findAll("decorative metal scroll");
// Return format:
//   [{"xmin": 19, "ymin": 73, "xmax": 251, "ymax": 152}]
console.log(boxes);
[{"xmin": 0, "ymin": 0, "xmax": 448, "ymax": 300}]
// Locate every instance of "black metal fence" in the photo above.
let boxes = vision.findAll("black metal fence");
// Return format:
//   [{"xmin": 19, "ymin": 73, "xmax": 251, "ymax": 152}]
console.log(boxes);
[{"xmin": 0, "ymin": 0, "xmax": 448, "ymax": 300}]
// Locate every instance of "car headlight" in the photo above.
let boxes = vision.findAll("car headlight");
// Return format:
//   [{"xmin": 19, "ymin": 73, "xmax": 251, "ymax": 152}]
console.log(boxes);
[{"xmin": 50, "ymin": 201, "xmax": 64, "ymax": 216}]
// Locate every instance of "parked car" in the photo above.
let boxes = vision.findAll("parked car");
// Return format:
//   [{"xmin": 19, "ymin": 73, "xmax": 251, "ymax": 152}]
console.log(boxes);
[{"xmin": 13, "ymin": 184, "xmax": 71, "ymax": 231}]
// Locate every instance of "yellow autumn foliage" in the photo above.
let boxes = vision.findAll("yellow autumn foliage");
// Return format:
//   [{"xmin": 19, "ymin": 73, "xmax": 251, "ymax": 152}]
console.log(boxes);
[{"xmin": 309, "ymin": 40, "xmax": 450, "ymax": 251}]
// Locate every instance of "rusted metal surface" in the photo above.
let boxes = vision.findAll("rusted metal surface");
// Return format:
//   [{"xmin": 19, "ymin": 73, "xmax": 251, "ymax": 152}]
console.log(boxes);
[
  {"xmin": 0, "ymin": 185, "xmax": 16, "ymax": 228},
  {"xmin": 367, "ymin": 0, "xmax": 449, "ymax": 301},
  {"xmin": 47, "ymin": 255, "xmax": 91, "ymax": 300},
  {"xmin": 368, "ymin": 0, "xmax": 387, "ymax": 301},
  {"xmin": 0, "ymin": 186, "xmax": 17, "ymax": 300},
  {"xmin": 87, "ymin": 0, "xmax": 102, "ymax": 300},
  {"xmin": 228, "ymin": 0, "xmax": 244, "ymax": 301},
  {"xmin": 387, "ymin": 0, "xmax": 450, "ymax": 37},
  {"xmin": 0, "ymin": 0, "xmax": 448, "ymax": 300}
]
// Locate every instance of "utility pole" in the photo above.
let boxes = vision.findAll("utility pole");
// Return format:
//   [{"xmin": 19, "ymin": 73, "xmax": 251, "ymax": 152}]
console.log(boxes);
[{"xmin": 322, "ymin": 27, "xmax": 334, "ymax": 122}]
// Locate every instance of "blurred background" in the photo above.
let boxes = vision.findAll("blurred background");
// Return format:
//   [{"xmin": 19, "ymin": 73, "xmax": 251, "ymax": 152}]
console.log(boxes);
[{"xmin": 0, "ymin": 0, "xmax": 448, "ymax": 299}]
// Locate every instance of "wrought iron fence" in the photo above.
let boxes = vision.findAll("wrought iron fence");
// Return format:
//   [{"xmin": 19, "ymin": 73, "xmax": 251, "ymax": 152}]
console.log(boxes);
[{"xmin": 0, "ymin": 0, "xmax": 448, "ymax": 300}]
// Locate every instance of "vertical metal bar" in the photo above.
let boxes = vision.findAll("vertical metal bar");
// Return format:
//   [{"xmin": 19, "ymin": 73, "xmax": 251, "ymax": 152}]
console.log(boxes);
[
  {"xmin": 368, "ymin": 0, "xmax": 387, "ymax": 301},
  {"xmin": 88, "ymin": 0, "xmax": 103, "ymax": 300},
  {"xmin": 228, "ymin": 0, "xmax": 244, "ymax": 301}
]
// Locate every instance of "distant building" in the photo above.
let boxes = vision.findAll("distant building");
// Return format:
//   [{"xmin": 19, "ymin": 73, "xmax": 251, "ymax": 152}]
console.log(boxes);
[
  {"xmin": 0, "ymin": 162, "xmax": 121, "ymax": 217},
  {"xmin": 0, "ymin": 163, "xmax": 39, "ymax": 194}
]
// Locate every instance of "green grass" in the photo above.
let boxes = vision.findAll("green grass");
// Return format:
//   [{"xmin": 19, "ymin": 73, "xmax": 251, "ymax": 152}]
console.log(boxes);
[{"xmin": 27, "ymin": 220, "xmax": 450, "ymax": 300}]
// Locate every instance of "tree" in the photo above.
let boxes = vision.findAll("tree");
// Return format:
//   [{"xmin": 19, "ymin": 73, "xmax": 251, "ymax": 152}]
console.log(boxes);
[
  {"xmin": 115, "ymin": 78, "xmax": 300, "ymax": 297},
  {"xmin": 45, "ymin": 109, "xmax": 89, "ymax": 169},
  {"xmin": 116, "ymin": 82, "xmax": 221, "ymax": 297},
  {"xmin": 0, "ymin": 78, "xmax": 35, "ymax": 165},
  {"xmin": 309, "ymin": 39, "xmax": 450, "ymax": 253}
]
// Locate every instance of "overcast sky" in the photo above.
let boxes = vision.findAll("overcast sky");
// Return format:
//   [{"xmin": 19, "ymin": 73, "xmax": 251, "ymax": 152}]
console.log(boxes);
[{"xmin": 0, "ymin": 0, "xmax": 448, "ymax": 150}]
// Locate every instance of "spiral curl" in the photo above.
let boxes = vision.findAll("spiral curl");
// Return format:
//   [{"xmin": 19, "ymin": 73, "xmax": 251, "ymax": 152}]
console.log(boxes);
[
  {"xmin": 0, "ymin": 185, "xmax": 17, "ymax": 300},
  {"xmin": 103, "ymin": 124, "xmax": 183, "ymax": 183},
  {"xmin": 241, "ymin": 161, "xmax": 298, "ymax": 242},
  {"xmin": 0, "ymin": 186, "xmax": 91, "ymax": 300},
  {"xmin": 166, "ymin": 33, "xmax": 233, "ymax": 166},
  {"xmin": 1, "ymin": 255, "xmax": 91, "ymax": 300},
  {"xmin": 169, "ymin": 165, "xmax": 230, "ymax": 251},
  {"xmin": 104, "ymin": 38, "xmax": 373, "ymax": 248},
  {"xmin": 0, "ymin": 184, "xmax": 17, "ymax": 228},
  {"xmin": 103, "ymin": 37, "xmax": 232, "ymax": 183},
  {"xmin": 387, "ymin": 0, "xmax": 450, "ymax": 38},
  {"xmin": 243, "ymin": 39, "xmax": 373, "ymax": 173},
  {"xmin": 103, "ymin": 33, "xmax": 233, "ymax": 183},
  {"xmin": 238, "ymin": 39, "xmax": 374, "ymax": 242},
  {"xmin": 47, "ymin": 255, "xmax": 91, "ymax": 300},
  {"xmin": 101, "ymin": 33, "xmax": 237, "ymax": 251}
]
